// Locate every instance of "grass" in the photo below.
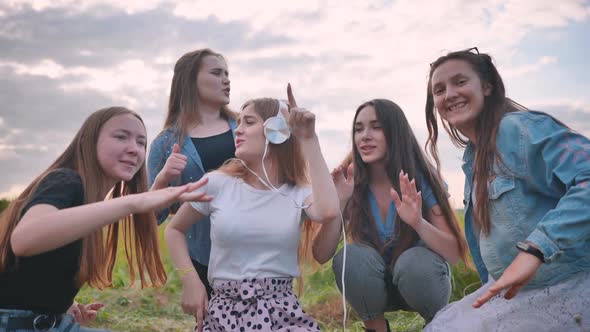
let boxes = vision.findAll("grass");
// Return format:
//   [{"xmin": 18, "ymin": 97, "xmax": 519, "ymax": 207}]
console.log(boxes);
[{"xmin": 79, "ymin": 214, "xmax": 479, "ymax": 331}]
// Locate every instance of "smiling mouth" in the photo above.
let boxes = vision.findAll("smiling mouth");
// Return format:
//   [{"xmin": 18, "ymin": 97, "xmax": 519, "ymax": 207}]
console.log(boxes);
[{"xmin": 448, "ymin": 102, "xmax": 467, "ymax": 112}]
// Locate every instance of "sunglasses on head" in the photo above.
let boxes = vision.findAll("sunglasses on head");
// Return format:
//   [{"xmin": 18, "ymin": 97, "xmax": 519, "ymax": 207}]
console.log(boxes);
[{"xmin": 430, "ymin": 47, "xmax": 479, "ymax": 67}]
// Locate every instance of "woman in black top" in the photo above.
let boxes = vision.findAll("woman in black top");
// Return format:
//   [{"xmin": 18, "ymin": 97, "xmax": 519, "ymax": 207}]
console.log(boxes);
[
  {"xmin": 148, "ymin": 48, "xmax": 236, "ymax": 299},
  {"xmin": 0, "ymin": 107, "xmax": 210, "ymax": 331}
]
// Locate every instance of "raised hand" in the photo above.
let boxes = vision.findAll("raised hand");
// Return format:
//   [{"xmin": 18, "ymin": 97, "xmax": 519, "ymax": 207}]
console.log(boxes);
[
  {"xmin": 390, "ymin": 170, "xmax": 422, "ymax": 228},
  {"xmin": 281, "ymin": 83, "xmax": 316, "ymax": 140},
  {"xmin": 332, "ymin": 162, "xmax": 354, "ymax": 204},
  {"xmin": 135, "ymin": 177, "xmax": 212, "ymax": 214},
  {"xmin": 158, "ymin": 143, "xmax": 187, "ymax": 184},
  {"xmin": 67, "ymin": 301, "xmax": 105, "ymax": 326},
  {"xmin": 473, "ymin": 251, "xmax": 542, "ymax": 308}
]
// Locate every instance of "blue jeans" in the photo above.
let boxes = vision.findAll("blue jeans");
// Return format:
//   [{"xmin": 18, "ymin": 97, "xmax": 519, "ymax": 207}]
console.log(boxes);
[
  {"xmin": 0, "ymin": 309, "xmax": 110, "ymax": 332},
  {"xmin": 332, "ymin": 243, "xmax": 451, "ymax": 322}
]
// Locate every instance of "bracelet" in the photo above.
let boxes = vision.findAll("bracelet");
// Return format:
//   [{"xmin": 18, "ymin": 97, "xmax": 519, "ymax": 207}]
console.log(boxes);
[
  {"xmin": 176, "ymin": 267, "xmax": 195, "ymax": 279},
  {"xmin": 515, "ymin": 241, "xmax": 545, "ymax": 263}
]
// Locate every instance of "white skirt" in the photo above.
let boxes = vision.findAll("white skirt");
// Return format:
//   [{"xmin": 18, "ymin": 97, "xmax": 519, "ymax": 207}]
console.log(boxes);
[{"xmin": 424, "ymin": 271, "xmax": 590, "ymax": 332}]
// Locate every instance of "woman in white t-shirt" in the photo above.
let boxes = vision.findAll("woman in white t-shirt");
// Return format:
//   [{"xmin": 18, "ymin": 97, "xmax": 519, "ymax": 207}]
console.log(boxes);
[{"xmin": 165, "ymin": 85, "xmax": 340, "ymax": 332}]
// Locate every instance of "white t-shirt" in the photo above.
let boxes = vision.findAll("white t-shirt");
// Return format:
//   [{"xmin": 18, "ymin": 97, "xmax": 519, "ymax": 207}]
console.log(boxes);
[{"xmin": 190, "ymin": 172, "xmax": 312, "ymax": 283}]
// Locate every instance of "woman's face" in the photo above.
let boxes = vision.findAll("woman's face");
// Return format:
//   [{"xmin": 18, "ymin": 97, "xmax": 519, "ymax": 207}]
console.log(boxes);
[
  {"xmin": 234, "ymin": 104, "xmax": 267, "ymax": 163},
  {"xmin": 196, "ymin": 55, "xmax": 231, "ymax": 107},
  {"xmin": 354, "ymin": 105, "xmax": 387, "ymax": 165},
  {"xmin": 96, "ymin": 113, "xmax": 147, "ymax": 184},
  {"xmin": 431, "ymin": 59, "xmax": 491, "ymax": 137}
]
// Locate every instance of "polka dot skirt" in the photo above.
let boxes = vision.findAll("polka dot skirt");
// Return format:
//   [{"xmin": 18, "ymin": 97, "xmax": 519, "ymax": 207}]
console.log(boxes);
[{"xmin": 202, "ymin": 277, "xmax": 321, "ymax": 331}]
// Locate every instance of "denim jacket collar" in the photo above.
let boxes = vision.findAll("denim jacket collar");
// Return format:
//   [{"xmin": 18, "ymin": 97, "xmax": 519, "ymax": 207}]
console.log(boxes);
[
  {"xmin": 460, "ymin": 141, "xmax": 490, "ymax": 282},
  {"xmin": 168, "ymin": 118, "xmax": 237, "ymax": 174},
  {"xmin": 462, "ymin": 141, "xmax": 475, "ymax": 168}
]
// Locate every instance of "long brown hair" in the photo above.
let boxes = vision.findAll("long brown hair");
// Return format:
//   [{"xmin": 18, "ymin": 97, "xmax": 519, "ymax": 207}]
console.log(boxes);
[
  {"xmin": 163, "ymin": 48, "xmax": 236, "ymax": 144},
  {"xmin": 0, "ymin": 107, "xmax": 167, "ymax": 288},
  {"xmin": 219, "ymin": 98, "xmax": 316, "ymax": 293},
  {"xmin": 425, "ymin": 50, "xmax": 526, "ymax": 236},
  {"xmin": 347, "ymin": 99, "xmax": 468, "ymax": 265}
]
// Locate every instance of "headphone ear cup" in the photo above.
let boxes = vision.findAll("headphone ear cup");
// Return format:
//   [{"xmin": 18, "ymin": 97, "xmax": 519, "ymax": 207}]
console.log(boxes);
[{"xmin": 264, "ymin": 116, "xmax": 291, "ymax": 144}]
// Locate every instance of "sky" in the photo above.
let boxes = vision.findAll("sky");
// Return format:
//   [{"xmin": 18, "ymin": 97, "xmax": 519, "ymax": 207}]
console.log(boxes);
[{"xmin": 0, "ymin": 0, "xmax": 589, "ymax": 207}]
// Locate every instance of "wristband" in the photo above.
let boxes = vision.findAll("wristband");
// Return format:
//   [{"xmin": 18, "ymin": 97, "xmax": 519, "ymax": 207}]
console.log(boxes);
[{"xmin": 176, "ymin": 266, "xmax": 195, "ymax": 279}]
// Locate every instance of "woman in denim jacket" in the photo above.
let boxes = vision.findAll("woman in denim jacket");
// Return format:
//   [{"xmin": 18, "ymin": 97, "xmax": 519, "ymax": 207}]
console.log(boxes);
[
  {"xmin": 148, "ymin": 49, "xmax": 237, "ymax": 297},
  {"xmin": 423, "ymin": 48, "xmax": 590, "ymax": 331}
]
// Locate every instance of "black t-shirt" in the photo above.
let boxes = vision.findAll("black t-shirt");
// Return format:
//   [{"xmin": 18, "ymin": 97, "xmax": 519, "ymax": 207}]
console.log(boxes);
[
  {"xmin": 0, "ymin": 168, "xmax": 84, "ymax": 314},
  {"xmin": 191, "ymin": 129, "xmax": 236, "ymax": 172}
]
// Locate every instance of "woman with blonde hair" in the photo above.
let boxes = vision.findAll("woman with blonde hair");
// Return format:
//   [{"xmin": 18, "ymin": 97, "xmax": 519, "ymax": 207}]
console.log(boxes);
[
  {"xmin": 166, "ymin": 86, "xmax": 340, "ymax": 331},
  {"xmin": 0, "ymin": 107, "xmax": 209, "ymax": 331}
]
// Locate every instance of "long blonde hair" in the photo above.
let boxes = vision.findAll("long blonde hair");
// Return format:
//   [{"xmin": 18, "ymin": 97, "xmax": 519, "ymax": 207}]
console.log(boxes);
[
  {"xmin": 0, "ymin": 107, "xmax": 167, "ymax": 288},
  {"xmin": 219, "ymin": 98, "xmax": 316, "ymax": 293}
]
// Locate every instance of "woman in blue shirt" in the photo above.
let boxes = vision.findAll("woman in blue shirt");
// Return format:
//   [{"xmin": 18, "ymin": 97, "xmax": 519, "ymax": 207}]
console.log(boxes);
[
  {"xmin": 313, "ymin": 99, "xmax": 468, "ymax": 332},
  {"xmin": 148, "ymin": 48, "xmax": 237, "ymax": 298},
  {"xmin": 424, "ymin": 48, "xmax": 590, "ymax": 331}
]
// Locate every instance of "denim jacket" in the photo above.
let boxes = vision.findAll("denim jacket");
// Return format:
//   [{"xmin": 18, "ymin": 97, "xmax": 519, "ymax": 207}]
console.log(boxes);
[
  {"xmin": 462, "ymin": 111, "xmax": 590, "ymax": 288},
  {"xmin": 147, "ymin": 119, "xmax": 237, "ymax": 265}
]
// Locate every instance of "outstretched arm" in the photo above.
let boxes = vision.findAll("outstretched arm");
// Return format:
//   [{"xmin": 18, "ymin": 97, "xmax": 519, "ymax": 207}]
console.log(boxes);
[{"xmin": 11, "ymin": 178, "xmax": 209, "ymax": 257}]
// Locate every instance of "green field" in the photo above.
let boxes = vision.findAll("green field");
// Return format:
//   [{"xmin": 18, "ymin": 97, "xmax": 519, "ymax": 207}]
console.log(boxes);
[{"xmin": 78, "ymin": 215, "xmax": 480, "ymax": 332}]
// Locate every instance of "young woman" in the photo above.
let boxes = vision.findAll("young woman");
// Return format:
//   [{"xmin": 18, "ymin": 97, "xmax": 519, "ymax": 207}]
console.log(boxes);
[
  {"xmin": 312, "ymin": 99, "xmax": 468, "ymax": 332},
  {"xmin": 0, "ymin": 107, "xmax": 210, "ymax": 332},
  {"xmin": 423, "ymin": 48, "xmax": 590, "ymax": 331},
  {"xmin": 166, "ymin": 86, "xmax": 340, "ymax": 331},
  {"xmin": 148, "ymin": 48, "xmax": 237, "ymax": 297}
]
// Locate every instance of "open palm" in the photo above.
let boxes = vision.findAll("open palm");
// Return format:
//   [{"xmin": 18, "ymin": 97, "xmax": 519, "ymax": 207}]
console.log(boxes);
[
  {"xmin": 390, "ymin": 171, "xmax": 422, "ymax": 228},
  {"xmin": 332, "ymin": 162, "xmax": 354, "ymax": 203}
]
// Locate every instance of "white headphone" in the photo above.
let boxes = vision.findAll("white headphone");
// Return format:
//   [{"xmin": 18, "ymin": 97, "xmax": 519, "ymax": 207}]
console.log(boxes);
[
  {"xmin": 263, "ymin": 100, "xmax": 291, "ymax": 144},
  {"xmin": 263, "ymin": 99, "xmax": 348, "ymax": 331},
  {"xmin": 241, "ymin": 98, "xmax": 348, "ymax": 330}
]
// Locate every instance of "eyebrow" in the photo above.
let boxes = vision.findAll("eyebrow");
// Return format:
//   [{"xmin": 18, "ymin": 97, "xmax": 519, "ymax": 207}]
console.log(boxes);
[
  {"xmin": 433, "ymin": 73, "xmax": 469, "ymax": 86},
  {"xmin": 115, "ymin": 128, "xmax": 146, "ymax": 140},
  {"xmin": 210, "ymin": 67, "xmax": 228, "ymax": 73},
  {"xmin": 354, "ymin": 120, "xmax": 380, "ymax": 126},
  {"xmin": 238, "ymin": 115, "xmax": 257, "ymax": 122}
]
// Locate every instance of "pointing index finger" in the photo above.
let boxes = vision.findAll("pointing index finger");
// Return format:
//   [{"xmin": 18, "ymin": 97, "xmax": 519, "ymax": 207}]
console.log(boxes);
[{"xmin": 287, "ymin": 83, "xmax": 298, "ymax": 108}]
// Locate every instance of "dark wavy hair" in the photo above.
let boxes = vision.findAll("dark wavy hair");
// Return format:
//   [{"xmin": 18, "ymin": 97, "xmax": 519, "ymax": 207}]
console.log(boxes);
[
  {"xmin": 346, "ymin": 99, "xmax": 468, "ymax": 265},
  {"xmin": 424, "ymin": 50, "xmax": 527, "ymax": 236}
]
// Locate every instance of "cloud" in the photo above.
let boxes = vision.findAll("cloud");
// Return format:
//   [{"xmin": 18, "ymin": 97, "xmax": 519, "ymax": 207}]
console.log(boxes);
[
  {"xmin": 528, "ymin": 100, "xmax": 590, "ymax": 135},
  {"xmin": 501, "ymin": 56, "xmax": 558, "ymax": 78},
  {"xmin": 0, "ymin": 183, "xmax": 26, "ymax": 199},
  {"xmin": 0, "ymin": 0, "xmax": 588, "ymax": 200}
]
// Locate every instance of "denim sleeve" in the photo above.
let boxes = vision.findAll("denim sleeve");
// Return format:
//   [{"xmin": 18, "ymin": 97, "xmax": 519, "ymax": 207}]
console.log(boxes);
[
  {"xmin": 147, "ymin": 133, "xmax": 172, "ymax": 225},
  {"xmin": 507, "ymin": 113, "xmax": 590, "ymax": 263},
  {"xmin": 418, "ymin": 173, "xmax": 440, "ymax": 210}
]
